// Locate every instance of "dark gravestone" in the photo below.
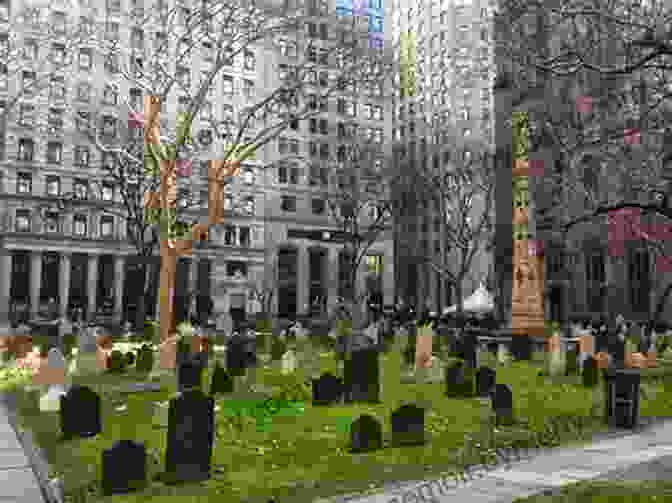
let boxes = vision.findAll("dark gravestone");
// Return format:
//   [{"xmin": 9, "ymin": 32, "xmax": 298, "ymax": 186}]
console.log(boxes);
[
  {"xmin": 125, "ymin": 352, "xmax": 136, "ymax": 367},
  {"xmin": 108, "ymin": 350, "xmax": 126, "ymax": 373},
  {"xmin": 312, "ymin": 372, "xmax": 343, "ymax": 406},
  {"xmin": 445, "ymin": 361, "xmax": 466, "ymax": 398},
  {"xmin": 491, "ymin": 383, "xmax": 514, "ymax": 426},
  {"xmin": 210, "ymin": 363, "xmax": 233, "ymax": 395},
  {"xmin": 461, "ymin": 331, "xmax": 479, "ymax": 368},
  {"xmin": 227, "ymin": 339, "xmax": 247, "ymax": 377},
  {"xmin": 609, "ymin": 338, "xmax": 626, "ymax": 368},
  {"xmin": 582, "ymin": 355, "xmax": 599, "ymax": 387},
  {"xmin": 349, "ymin": 414, "xmax": 383, "ymax": 453},
  {"xmin": 135, "ymin": 344, "xmax": 154, "ymax": 373},
  {"xmin": 604, "ymin": 369, "xmax": 640, "ymax": 429},
  {"xmin": 165, "ymin": 389, "xmax": 215, "ymax": 484},
  {"xmin": 346, "ymin": 347, "xmax": 380, "ymax": 403},
  {"xmin": 101, "ymin": 440, "xmax": 147, "ymax": 495},
  {"xmin": 476, "ymin": 366, "xmax": 497, "ymax": 398},
  {"xmin": 566, "ymin": 348, "xmax": 579, "ymax": 376},
  {"xmin": 177, "ymin": 359, "xmax": 203, "ymax": 392},
  {"xmin": 511, "ymin": 335, "xmax": 532, "ymax": 361},
  {"xmin": 60, "ymin": 385, "xmax": 101, "ymax": 439},
  {"xmin": 390, "ymin": 404, "xmax": 426, "ymax": 446}
]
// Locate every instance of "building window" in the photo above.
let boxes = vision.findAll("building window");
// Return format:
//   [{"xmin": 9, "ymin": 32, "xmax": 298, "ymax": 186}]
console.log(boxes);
[
  {"xmin": 100, "ymin": 215, "xmax": 114, "ymax": 238},
  {"xmin": 366, "ymin": 255, "xmax": 383, "ymax": 274},
  {"xmin": 79, "ymin": 49, "xmax": 92, "ymax": 70},
  {"xmin": 101, "ymin": 183, "xmax": 114, "ymax": 201},
  {"xmin": 17, "ymin": 173, "xmax": 32, "ymax": 194},
  {"xmin": 243, "ymin": 196, "xmax": 254, "ymax": 214},
  {"xmin": 77, "ymin": 82, "xmax": 91, "ymax": 102},
  {"xmin": 226, "ymin": 261, "xmax": 247, "ymax": 277},
  {"xmin": 105, "ymin": 21, "xmax": 119, "ymax": 39},
  {"xmin": 244, "ymin": 50, "xmax": 255, "ymax": 71},
  {"xmin": 104, "ymin": 54, "xmax": 119, "ymax": 73},
  {"xmin": 74, "ymin": 179, "xmax": 88, "ymax": 199},
  {"xmin": 15, "ymin": 210, "xmax": 31, "ymax": 232},
  {"xmin": 103, "ymin": 85, "xmax": 118, "ymax": 105},
  {"xmin": 17, "ymin": 139, "xmax": 34, "ymax": 161},
  {"xmin": 239, "ymin": 227, "xmax": 251, "ymax": 247},
  {"xmin": 242, "ymin": 79, "xmax": 254, "ymax": 99},
  {"xmin": 243, "ymin": 168, "xmax": 254, "ymax": 184},
  {"xmin": 45, "ymin": 176, "xmax": 60, "ymax": 196},
  {"xmin": 629, "ymin": 247, "xmax": 650, "ymax": 315},
  {"xmin": 102, "ymin": 116, "xmax": 117, "ymax": 136},
  {"xmin": 131, "ymin": 28, "xmax": 144, "ymax": 50},
  {"xmin": 76, "ymin": 111, "xmax": 90, "ymax": 131},
  {"xmin": 311, "ymin": 198, "xmax": 325, "ymax": 215},
  {"xmin": 73, "ymin": 215, "xmax": 87, "ymax": 236},
  {"xmin": 74, "ymin": 147, "xmax": 90, "ymax": 167},
  {"xmin": 43, "ymin": 212, "xmax": 59, "ymax": 233},
  {"xmin": 224, "ymin": 194, "xmax": 233, "ymax": 211},
  {"xmin": 289, "ymin": 139, "xmax": 299, "ymax": 153},
  {"xmin": 278, "ymin": 164, "xmax": 288, "ymax": 183},
  {"xmin": 48, "ymin": 109, "xmax": 63, "ymax": 133},
  {"xmin": 224, "ymin": 225, "xmax": 235, "ymax": 245},
  {"xmin": 281, "ymin": 195, "xmax": 297, "ymax": 212},
  {"xmin": 319, "ymin": 119, "xmax": 328, "ymax": 135},
  {"xmin": 19, "ymin": 105, "xmax": 35, "ymax": 127},
  {"xmin": 290, "ymin": 166, "xmax": 301, "ymax": 184},
  {"xmin": 222, "ymin": 75, "xmax": 234, "ymax": 96},
  {"xmin": 320, "ymin": 143, "xmax": 330, "ymax": 160},
  {"xmin": 22, "ymin": 71, "xmax": 36, "ymax": 95}
]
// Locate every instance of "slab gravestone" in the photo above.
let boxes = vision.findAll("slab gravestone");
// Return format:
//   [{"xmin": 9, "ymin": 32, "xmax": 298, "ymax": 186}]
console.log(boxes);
[
  {"xmin": 390, "ymin": 404, "xmax": 426, "ymax": 446},
  {"xmin": 177, "ymin": 359, "xmax": 203, "ymax": 392},
  {"xmin": 511, "ymin": 335, "xmax": 532, "ymax": 361},
  {"xmin": 226, "ymin": 338, "xmax": 247, "ymax": 377},
  {"xmin": 582, "ymin": 355, "xmax": 599, "ymax": 387},
  {"xmin": 135, "ymin": 344, "xmax": 154, "ymax": 373},
  {"xmin": 349, "ymin": 414, "xmax": 383, "ymax": 453},
  {"xmin": 101, "ymin": 440, "xmax": 147, "ymax": 495},
  {"xmin": 312, "ymin": 372, "xmax": 343, "ymax": 405},
  {"xmin": 476, "ymin": 366, "xmax": 497, "ymax": 398},
  {"xmin": 445, "ymin": 361, "xmax": 466, "ymax": 398},
  {"xmin": 210, "ymin": 362, "xmax": 233, "ymax": 395},
  {"xmin": 491, "ymin": 383, "xmax": 514, "ymax": 426},
  {"xmin": 60, "ymin": 385, "xmax": 101, "ymax": 439},
  {"xmin": 346, "ymin": 347, "xmax": 380, "ymax": 403},
  {"xmin": 165, "ymin": 389, "xmax": 215, "ymax": 484}
]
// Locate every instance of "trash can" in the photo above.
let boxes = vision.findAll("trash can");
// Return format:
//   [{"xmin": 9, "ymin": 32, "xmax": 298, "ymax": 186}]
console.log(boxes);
[{"xmin": 604, "ymin": 368, "xmax": 640, "ymax": 429}]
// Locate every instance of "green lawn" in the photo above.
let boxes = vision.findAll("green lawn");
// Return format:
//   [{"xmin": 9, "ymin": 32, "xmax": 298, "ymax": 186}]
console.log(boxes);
[
  {"xmin": 6, "ymin": 340, "xmax": 672, "ymax": 503},
  {"xmin": 513, "ymin": 480, "xmax": 672, "ymax": 502}
]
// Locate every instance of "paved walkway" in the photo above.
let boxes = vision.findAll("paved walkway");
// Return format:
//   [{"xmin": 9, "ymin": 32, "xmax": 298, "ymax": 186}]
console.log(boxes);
[{"xmin": 322, "ymin": 418, "xmax": 672, "ymax": 503}]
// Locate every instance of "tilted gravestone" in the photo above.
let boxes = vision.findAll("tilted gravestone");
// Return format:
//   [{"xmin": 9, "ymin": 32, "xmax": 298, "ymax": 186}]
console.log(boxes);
[
  {"xmin": 349, "ymin": 414, "xmax": 383, "ymax": 453},
  {"xmin": 101, "ymin": 440, "xmax": 147, "ymax": 495},
  {"xmin": 210, "ymin": 362, "xmax": 233, "ymax": 395},
  {"xmin": 165, "ymin": 389, "xmax": 215, "ymax": 484},
  {"xmin": 312, "ymin": 372, "xmax": 343, "ymax": 406},
  {"xmin": 60, "ymin": 385, "xmax": 101, "ymax": 439},
  {"xmin": 390, "ymin": 404, "xmax": 426, "ymax": 446},
  {"xmin": 476, "ymin": 366, "xmax": 497, "ymax": 398},
  {"xmin": 491, "ymin": 383, "xmax": 514, "ymax": 426}
]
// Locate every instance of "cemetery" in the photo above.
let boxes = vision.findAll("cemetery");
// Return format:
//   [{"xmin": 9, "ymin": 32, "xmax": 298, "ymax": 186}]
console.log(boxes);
[{"xmin": 2, "ymin": 316, "xmax": 672, "ymax": 503}]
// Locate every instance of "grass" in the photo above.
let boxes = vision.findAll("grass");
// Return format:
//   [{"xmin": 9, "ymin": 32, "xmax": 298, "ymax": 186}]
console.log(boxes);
[
  {"xmin": 512, "ymin": 480, "xmax": 672, "ymax": 502},
  {"xmin": 5, "ymin": 339, "xmax": 672, "ymax": 503}
]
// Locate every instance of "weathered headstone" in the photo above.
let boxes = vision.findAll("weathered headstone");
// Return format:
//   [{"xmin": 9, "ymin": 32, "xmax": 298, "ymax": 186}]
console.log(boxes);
[
  {"xmin": 210, "ymin": 363, "xmax": 233, "ymax": 395},
  {"xmin": 476, "ymin": 366, "xmax": 497, "ymax": 398},
  {"xmin": 497, "ymin": 343, "xmax": 510, "ymax": 365},
  {"xmin": 312, "ymin": 372, "xmax": 343, "ymax": 406},
  {"xmin": 346, "ymin": 347, "xmax": 380, "ymax": 403},
  {"xmin": 349, "ymin": 414, "xmax": 383, "ymax": 453},
  {"xmin": 582, "ymin": 355, "xmax": 599, "ymax": 387},
  {"xmin": 226, "ymin": 337, "xmax": 247, "ymax": 377},
  {"xmin": 135, "ymin": 344, "xmax": 154, "ymax": 373},
  {"xmin": 60, "ymin": 385, "xmax": 101, "ymax": 439},
  {"xmin": 101, "ymin": 440, "xmax": 147, "ymax": 495},
  {"xmin": 177, "ymin": 359, "xmax": 203, "ymax": 392},
  {"xmin": 511, "ymin": 335, "xmax": 532, "ymax": 361},
  {"xmin": 491, "ymin": 383, "xmax": 514, "ymax": 426},
  {"xmin": 390, "ymin": 404, "xmax": 426, "ymax": 446},
  {"xmin": 165, "ymin": 389, "xmax": 215, "ymax": 483},
  {"xmin": 445, "ymin": 361, "xmax": 466, "ymax": 398}
]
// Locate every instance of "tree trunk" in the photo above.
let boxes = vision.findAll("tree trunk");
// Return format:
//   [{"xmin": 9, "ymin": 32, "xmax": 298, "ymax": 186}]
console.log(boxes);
[{"xmin": 159, "ymin": 242, "xmax": 177, "ymax": 343}]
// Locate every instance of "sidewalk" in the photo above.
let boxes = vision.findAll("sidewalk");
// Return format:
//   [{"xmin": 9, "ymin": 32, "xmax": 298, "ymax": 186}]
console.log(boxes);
[
  {"xmin": 322, "ymin": 418, "xmax": 672, "ymax": 503},
  {"xmin": 0, "ymin": 394, "xmax": 45, "ymax": 502}
]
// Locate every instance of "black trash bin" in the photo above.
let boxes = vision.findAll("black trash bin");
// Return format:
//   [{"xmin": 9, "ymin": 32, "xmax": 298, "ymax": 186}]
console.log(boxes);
[{"xmin": 604, "ymin": 369, "xmax": 640, "ymax": 429}]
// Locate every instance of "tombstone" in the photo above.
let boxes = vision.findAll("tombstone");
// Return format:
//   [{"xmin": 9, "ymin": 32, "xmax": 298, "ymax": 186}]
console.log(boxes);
[
  {"xmin": 280, "ymin": 349, "xmax": 297, "ymax": 375},
  {"xmin": 177, "ymin": 359, "xmax": 203, "ymax": 392},
  {"xmin": 60, "ymin": 385, "xmax": 101, "ymax": 439},
  {"xmin": 135, "ymin": 344, "xmax": 154, "ymax": 373},
  {"xmin": 101, "ymin": 440, "xmax": 147, "ymax": 495},
  {"xmin": 108, "ymin": 350, "xmax": 127, "ymax": 373},
  {"xmin": 349, "ymin": 414, "xmax": 383, "ymax": 453},
  {"xmin": 609, "ymin": 337, "xmax": 626, "ymax": 368},
  {"xmin": 33, "ymin": 347, "xmax": 66, "ymax": 387},
  {"xmin": 125, "ymin": 352, "xmax": 136, "ymax": 367},
  {"xmin": 491, "ymin": 383, "xmax": 514, "ymax": 426},
  {"xmin": 165, "ymin": 389, "xmax": 215, "ymax": 483},
  {"xmin": 444, "ymin": 361, "xmax": 466, "ymax": 398},
  {"xmin": 226, "ymin": 337, "xmax": 247, "ymax": 377},
  {"xmin": 390, "ymin": 404, "xmax": 426, "ymax": 446},
  {"xmin": 346, "ymin": 347, "xmax": 380, "ymax": 403},
  {"xmin": 511, "ymin": 335, "xmax": 532, "ymax": 361},
  {"xmin": 312, "ymin": 372, "xmax": 343, "ymax": 405},
  {"xmin": 582, "ymin": 355, "xmax": 599, "ymax": 387},
  {"xmin": 461, "ymin": 331, "xmax": 479, "ymax": 369},
  {"xmin": 210, "ymin": 363, "xmax": 233, "ymax": 395},
  {"xmin": 476, "ymin": 366, "xmax": 497, "ymax": 398}
]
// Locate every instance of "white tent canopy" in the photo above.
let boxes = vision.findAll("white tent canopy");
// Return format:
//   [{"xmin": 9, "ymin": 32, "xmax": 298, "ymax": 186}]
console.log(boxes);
[{"xmin": 443, "ymin": 283, "xmax": 494, "ymax": 315}]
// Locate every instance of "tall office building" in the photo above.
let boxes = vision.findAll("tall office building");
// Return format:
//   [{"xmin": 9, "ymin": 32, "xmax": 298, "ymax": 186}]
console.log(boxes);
[
  {"xmin": 0, "ymin": 0, "xmax": 393, "ymax": 324},
  {"xmin": 390, "ymin": 0, "xmax": 495, "ymax": 313}
]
